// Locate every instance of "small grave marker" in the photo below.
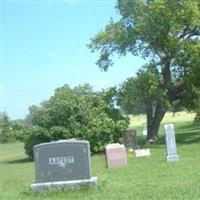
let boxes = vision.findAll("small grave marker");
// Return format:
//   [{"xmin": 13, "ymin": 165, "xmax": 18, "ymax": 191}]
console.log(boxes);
[
  {"xmin": 106, "ymin": 143, "xmax": 127, "ymax": 168},
  {"xmin": 135, "ymin": 148, "xmax": 151, "ymax": 157},
  {"xmin": 142, "ymin": 123, "xmax": 147, "ymax": 136},
  {"xmin": 123, "ymin": 130, "xmax": 140, "ymax": 149}
]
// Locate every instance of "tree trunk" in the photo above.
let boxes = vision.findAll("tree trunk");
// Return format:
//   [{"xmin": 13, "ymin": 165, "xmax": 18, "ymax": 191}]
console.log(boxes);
[
  {"xmin": 145, "ymin": 60, "xmax": 171, "ymax": 143},
  {"xmin": 146, "ymin": 102, "xmax": 167, "ymax": 143}
]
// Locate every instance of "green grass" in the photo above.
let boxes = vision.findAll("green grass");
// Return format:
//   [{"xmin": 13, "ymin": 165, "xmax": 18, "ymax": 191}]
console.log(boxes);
[{"xmin": 1, "ymin": 112, "xmax": 200, "ymax": 200}]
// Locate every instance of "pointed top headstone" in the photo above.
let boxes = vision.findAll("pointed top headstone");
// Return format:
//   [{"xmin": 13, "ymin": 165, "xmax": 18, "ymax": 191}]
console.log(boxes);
[{"xmin": 164, "ymin": 124, "xmax": 180, "ymax": 162}]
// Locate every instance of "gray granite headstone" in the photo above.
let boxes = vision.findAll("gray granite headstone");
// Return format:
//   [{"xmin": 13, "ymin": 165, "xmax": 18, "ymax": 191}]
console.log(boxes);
[
  {"xmin": 164, "ymin": 124, "xmax": 180, "ymax": 162},
  {"xmin": 30, "ymin": 139, "xmax": 98, "ymax": 192},
  {"xmin": 123, "ymin": 130, "xmax": 140, "ymax": 149}
]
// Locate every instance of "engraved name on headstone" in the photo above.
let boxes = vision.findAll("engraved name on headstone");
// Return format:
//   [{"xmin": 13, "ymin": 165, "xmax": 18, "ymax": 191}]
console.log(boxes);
[
  {"xmin": 30, "ymin": 139, "xmax": 98, "ymax": 192},
  {"xmin": 164, "ymin": 124, "xmax": 180, "ymax": 162}
]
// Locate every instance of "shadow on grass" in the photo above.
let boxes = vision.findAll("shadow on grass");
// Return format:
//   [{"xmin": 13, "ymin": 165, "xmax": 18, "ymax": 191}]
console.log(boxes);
[
  {"xmin": 137, "ymin": 122, "xmax": 200, "ymax": 147},
  {"xmin": 21, "ymin": 184, "xmax": 95, "ymax": 198},
  {"xmin": 176, "ymin": 122, "xmax": 200, "ymax": 144},
  {"xmin": 5, "ymin": 158, "xmax": 32, "ymax": 164}
]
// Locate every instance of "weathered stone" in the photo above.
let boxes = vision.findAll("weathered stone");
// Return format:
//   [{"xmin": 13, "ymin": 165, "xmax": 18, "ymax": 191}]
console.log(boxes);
[
  {"xmin": 142, "ymin": 123, "xmax": 147, "ymax": 136},
  {"xmin": 30, "ymin": 139, "xmax": 98, "ymax": 192},
  {"xmin": 123, "ymin": 130, "xmax": 140, "ymax": 149},
  {"xmin": 135, "ymin": 148, "xmax": 151, "ymax": 157},
  {"xmin": 164, "ymin": 124, "xmax": 180, "ymax": 162},
  {"xmin": 106, "ymin": 143, "xmax": 127, "ymax": 168}
]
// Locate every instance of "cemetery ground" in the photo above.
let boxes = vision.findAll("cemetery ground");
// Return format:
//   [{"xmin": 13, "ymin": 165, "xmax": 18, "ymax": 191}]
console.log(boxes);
[{"xmin": 1, "ymin": 112, "xmax": 200, "ymax": 200}]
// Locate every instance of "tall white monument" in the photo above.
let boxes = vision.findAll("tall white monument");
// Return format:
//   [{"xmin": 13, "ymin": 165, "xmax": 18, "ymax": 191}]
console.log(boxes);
[
  {"xmin": 142, "ymin": 122, "xmax": 147, "ymax": 136},
  {"xmin": 164, "ymin": 124, "xmax": 180, "ymax": 162}
]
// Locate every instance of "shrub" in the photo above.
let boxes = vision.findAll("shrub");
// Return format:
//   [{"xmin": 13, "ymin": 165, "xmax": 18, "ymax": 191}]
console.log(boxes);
[
  {"xmin": 194, "ymin": 112, "xmax": 200, "ymax": 123},
  {"xmin": 24, "ymin": 126, "xmax": 52, "ymax": 159},
  {"xmin": 49, "ymin": 126, "xmax": 72, "ymax": 140},
  {"xmin": 11, "ymin": 122, "xmax": 26, "ymax": 141},
  {"xmin": 0, "ymin": 112, "xmax": 13, "ymax": 143},
  {"xmin": 24, "ymin": 84, "xmax": 129, "ymax": 159}
]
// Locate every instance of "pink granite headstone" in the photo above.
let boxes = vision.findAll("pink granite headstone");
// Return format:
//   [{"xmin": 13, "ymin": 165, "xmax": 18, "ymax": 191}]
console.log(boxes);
[{"xmin": 106, "ymin": 143, "xmax": 127, "ymax": 168}]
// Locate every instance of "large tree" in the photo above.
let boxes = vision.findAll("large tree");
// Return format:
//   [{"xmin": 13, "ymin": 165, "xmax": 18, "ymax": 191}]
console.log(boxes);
[
  {"xmin": 118, "ymin": 64, "xmax": 169, "ymax": 141},
  {"xmin": 89, "ymin": 0, "xmax": 200, "ymax": 141}
]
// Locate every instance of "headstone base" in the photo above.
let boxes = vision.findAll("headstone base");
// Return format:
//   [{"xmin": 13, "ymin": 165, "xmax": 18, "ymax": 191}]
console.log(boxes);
[
  {"xmin": 30, "ymin": 177, "xmax": 98, "ymax": 192},
  {"xmin": 167, "ymin": 154, "xmax": 180, "ymax": 162}
]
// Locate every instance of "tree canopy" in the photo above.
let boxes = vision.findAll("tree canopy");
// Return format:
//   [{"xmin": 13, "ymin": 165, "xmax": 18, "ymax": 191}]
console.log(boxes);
[{"xmin": 89, "ymin": 0, "xmax": 200, "ymax": 141}]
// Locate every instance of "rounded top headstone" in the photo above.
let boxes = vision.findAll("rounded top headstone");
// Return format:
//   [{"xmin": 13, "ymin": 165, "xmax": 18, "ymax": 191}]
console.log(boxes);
[{"xmin": 34, "ymin": 139, "xmax": 89, "ymax": 148}]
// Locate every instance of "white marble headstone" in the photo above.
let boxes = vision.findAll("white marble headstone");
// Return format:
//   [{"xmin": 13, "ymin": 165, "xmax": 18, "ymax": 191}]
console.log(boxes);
[
  {"xmin": 135, "ymin": 148, "xmax": 151, "ymax": 157},
  {"xmin": 164, "ymin": 124, "xmax": 180, "ymax": 162},
  {"xmin": 142, "ymin": 123, "xmax": 147, "ymax": 136}
]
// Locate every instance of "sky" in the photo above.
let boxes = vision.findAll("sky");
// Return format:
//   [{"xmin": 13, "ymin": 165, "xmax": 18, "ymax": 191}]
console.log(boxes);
[{"xmin": 1, "ymin": 0, "xmax": 146, "ymax": 120}]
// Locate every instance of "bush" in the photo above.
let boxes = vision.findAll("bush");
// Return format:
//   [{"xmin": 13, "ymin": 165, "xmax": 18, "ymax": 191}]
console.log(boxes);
[
  {"xmin": 0, "ymin": 113, "xmax": 27, "ymax": 143},
  {"xmin": 24, "ymin": 126, "xmax": 52, "ymax": 159},
  {"xmin": 0, "ymin": 128, "xmax": 13, "ymax": 143},
  {"xmin": 11, "ymin": 122, "xmax": 26, "ymax": 141},
  {"xmin": 194, "ymin": 112, "xmax": 200, "ymax": 123},
  {"xmin": 49, "ymin": 126, "xmax": 72, "ymax": 140},
  {"xmin": 24, "ymin": 84, "xmax": 129, "ymax": 159},
  {"xmin": 0, "ymin": 112, "xmax": 13, "ymax": 143}
]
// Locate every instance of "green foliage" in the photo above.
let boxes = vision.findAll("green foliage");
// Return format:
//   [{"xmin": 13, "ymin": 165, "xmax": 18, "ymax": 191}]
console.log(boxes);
[
  {"xmin": 0, "ymin": 112, "xmax": 12, "ymax": 143},
  {"xmin": 24, "ymin": 126, "xmax": 52, "ymax": 159},
  {"xmin": 89, "ymin": 0, "xmax": 200, "ymax": 104},
  {"xmin": 24, "ymin": 84, "xmax": 128, "ymax": 159},
  {"xmin": 25, "ymin": 105, "xmax": 45, "ymax": 127},
  {"xmin": 89, "ymin": 0, "xmax": 200, "ymax": 69},
  {"xmin": 49, "ymin": 126, "xmax": 72, "ymax": 141},
  {"xmin": 89, "ymin": 0, "xmax": 200, "ymax": 139},
  {"xmin": 0, "ymin": 113, "xmax": 27, "ymax": 143},
  {"xmin": 194, "ymin": 101, "xmax": 200, "ymax": 122},
  {"xmin": 118, "ymin": 64, "xmax": 169, "ymax": 114},
  {"xmin": 194, "ymin": 113, "xmax": 200, "ymax": 123},
  {"xmin": 11, "ymin": 121, "xmax": 26, "ymax": 141}
]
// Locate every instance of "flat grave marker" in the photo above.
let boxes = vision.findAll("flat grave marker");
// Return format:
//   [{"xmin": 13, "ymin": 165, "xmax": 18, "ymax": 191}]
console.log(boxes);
[{"xmin": 135, "ymin": 148, "xmax": 151, "ymax": 157}]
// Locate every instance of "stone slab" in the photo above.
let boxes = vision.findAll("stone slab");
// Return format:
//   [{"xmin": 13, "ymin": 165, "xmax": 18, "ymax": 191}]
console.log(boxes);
[
  {"xmin": 30, "ymin": 177, "xmax": 98, "ymax": 192},
  {"xmin": 33, "ymin": 140, "xmax": 91, "ymax": 183},
  {"xmin": 106, "ymin": 143, "xmax": 127, "ymax": 168},
  {"xmin": 135, "ymin": 148, "xmax": 151, "ymax": 157},
  {"xmin": 123, "ymin": 130, "xmax": 140, "ymax": 149}
]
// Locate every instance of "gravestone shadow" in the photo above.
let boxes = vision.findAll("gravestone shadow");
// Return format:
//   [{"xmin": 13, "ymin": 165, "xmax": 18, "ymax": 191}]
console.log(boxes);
[{"xmin": 5, "ymin": 158, "xmax": 32, "ymax": 164}]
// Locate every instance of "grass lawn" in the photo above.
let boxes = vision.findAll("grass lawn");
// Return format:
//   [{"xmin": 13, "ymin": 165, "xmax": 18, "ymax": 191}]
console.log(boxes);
[{"xmin": 1, "ymin": 112, "xmax": 200, "ymax": 200}]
